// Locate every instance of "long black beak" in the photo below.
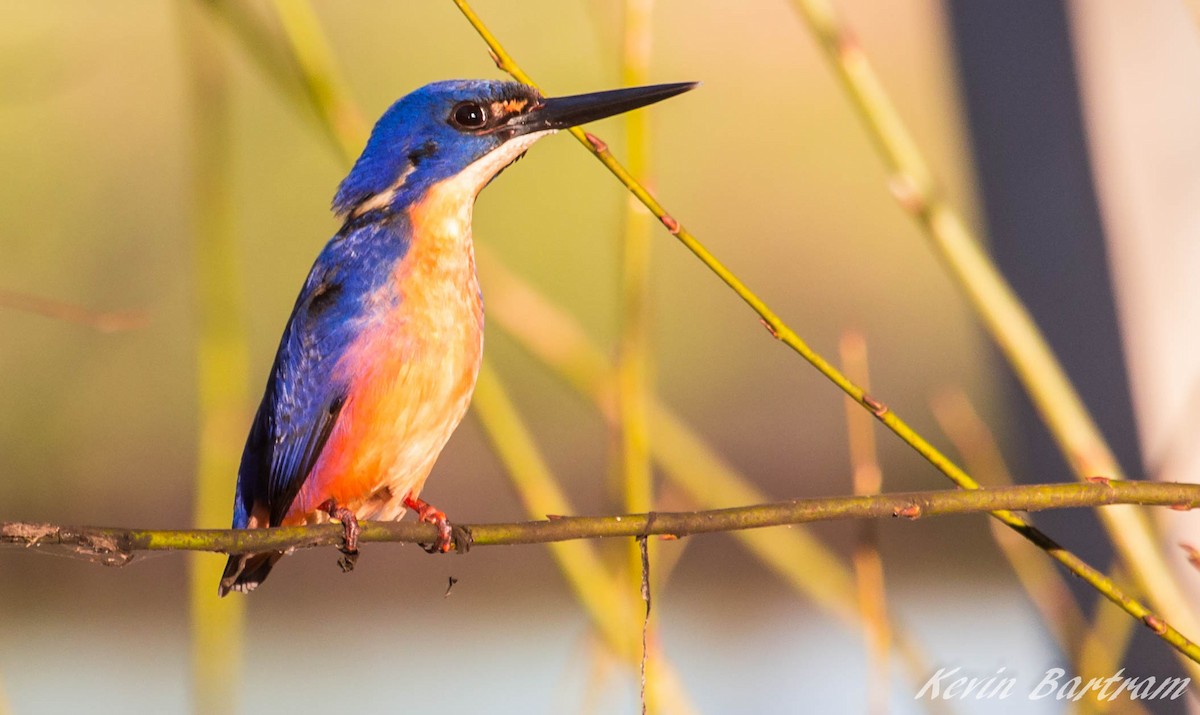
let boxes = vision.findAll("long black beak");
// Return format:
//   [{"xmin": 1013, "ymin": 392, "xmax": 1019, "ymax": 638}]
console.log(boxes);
[{"xmin": 509, "ymin": 81, "xmax": 698, "ymax": 135}]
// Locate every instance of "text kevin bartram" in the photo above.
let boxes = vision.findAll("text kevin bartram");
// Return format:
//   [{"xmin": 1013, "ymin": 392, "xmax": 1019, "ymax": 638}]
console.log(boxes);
[{"xmin": 915, "ymin": 666, "xmax": 1189, "ymax": 702}]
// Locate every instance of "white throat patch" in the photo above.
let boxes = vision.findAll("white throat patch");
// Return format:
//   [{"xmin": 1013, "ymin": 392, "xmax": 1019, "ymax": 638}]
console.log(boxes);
[
  {"xmin": 412, "ymin": 129, "xmax": 557, "ymax": 249},
  {"xmin": 449, "ymin": 129, "xmax": 557, "ymax": 198}
]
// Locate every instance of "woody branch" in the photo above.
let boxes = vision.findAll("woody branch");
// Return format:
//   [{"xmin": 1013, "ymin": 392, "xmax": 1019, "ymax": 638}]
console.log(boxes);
[{"xmin": 3, "ymin": 480, "xmax": 1196, "ymax": 566}]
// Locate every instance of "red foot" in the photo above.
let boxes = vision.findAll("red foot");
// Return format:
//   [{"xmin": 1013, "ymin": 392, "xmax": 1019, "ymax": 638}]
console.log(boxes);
[
  {"xmin": 319, "ymin": 498, "xmax": 360, "ymax": 555},
  {"xmin": 404, "ymin": 494, "xmax": 454, "ymax": 553}
]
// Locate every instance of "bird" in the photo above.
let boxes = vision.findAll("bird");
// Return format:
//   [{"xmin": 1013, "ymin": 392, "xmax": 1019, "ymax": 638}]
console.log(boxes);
[{"xmin": 218, "ymin": 78, "xmax": 696, "ymax": 596}]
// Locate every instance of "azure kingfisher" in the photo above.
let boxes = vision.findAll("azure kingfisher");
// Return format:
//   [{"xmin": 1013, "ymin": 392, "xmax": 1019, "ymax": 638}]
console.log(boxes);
[{"xmin": 219, "ymin": 78, "xmax": 696, "ymax": 595}]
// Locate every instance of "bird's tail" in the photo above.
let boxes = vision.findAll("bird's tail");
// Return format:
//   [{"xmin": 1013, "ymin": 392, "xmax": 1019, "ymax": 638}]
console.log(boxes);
[{"xmin": 218, "ymin": 552, "xmax": 284, "ymax": 597}]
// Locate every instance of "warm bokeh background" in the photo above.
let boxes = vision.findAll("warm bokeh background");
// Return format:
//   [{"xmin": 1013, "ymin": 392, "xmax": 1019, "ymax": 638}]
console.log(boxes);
[{"xmin": 1, "ymin": 1, "xmax": 1194, "ymax": 713}]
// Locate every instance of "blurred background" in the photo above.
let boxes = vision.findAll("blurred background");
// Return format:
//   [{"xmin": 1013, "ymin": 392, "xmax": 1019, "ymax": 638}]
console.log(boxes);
[{"xmin": 1, "ymin": 0, "xmax": 1198, "ymax": 713}]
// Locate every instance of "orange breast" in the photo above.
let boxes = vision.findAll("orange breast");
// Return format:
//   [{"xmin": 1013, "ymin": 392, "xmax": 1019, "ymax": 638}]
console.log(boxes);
[{"xmin": 284, "ymin": 184, "xmax": 484, "ymax": 525}]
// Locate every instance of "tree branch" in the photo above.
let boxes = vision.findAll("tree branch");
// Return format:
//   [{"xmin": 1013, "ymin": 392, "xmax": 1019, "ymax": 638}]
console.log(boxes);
[{"xmin": 4, "ymin": 480, "xmax": 1196, "ymax": 566}]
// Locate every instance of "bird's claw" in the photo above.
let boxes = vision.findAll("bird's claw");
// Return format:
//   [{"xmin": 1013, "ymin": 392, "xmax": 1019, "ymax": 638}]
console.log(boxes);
[
  {"xmin": 421, "ymin": 522, "xmax": 469, "ymax": 554},
  {"xmin": 319, "ymin": 499, "xmax": 361, "ymax": 569},
  {"xmin": 418, "ymin": 509, "xmax": 453, "ymax": 554},
  {"xmin": 404, "ymin": 495, "xmax": 460, "ymax": 554}
]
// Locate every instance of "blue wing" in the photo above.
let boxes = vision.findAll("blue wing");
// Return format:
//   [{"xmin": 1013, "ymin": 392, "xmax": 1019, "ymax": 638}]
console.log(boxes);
[{"xmin": 230, "ymin": 216, "xmax": 411, "ymax": 529}]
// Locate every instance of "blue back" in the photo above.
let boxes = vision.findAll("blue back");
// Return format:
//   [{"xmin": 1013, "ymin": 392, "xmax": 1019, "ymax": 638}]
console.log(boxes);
[{"xmin": 232, "ymin": 215, "xmax": 412, "ymax": 528}]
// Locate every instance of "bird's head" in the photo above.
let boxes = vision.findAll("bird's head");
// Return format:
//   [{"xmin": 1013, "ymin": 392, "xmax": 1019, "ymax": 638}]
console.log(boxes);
[{"xmin": 332, "ymin": 79, "xmax": 696, "ymax": 219}]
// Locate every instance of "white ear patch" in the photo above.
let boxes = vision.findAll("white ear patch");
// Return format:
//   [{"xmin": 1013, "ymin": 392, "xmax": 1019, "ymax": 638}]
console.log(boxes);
[{"xmin": 351, "ymin": 163, "xmax": 417, "ymax": 218}]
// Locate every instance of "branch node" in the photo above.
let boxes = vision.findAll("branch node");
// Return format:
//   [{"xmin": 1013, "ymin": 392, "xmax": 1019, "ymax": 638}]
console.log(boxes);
[
  {"xmin": 835, "ymin": 27, "xmax": 863, "ymax": 65},
  {"xmin": 637, "ymin": 533, "xmax": 651, "ymax": 714},
  {"xmin": 1143, "ymin": 613, "xmax": 1168, "ymax": 635},
  {"xmin": 893, "ymin": 503, "xmax": 922, "ymax": 520},
  {"xmin": 660, "ymin": 214, "xmax": 681, "ymax": 235},
  {"xmin": 863, "ymin": 393, "xmax": 888, "ymax": 417},
  {"xmin": 886, "ymin": 172, "xmax": 927, "ymax": 214},
  {"xmin": 584, "ymin": 131, "xmax": 608, "ymax": 154},
  {"xmin": 758, "ymin": 318, "xmax": 780, "ymax": 339}
]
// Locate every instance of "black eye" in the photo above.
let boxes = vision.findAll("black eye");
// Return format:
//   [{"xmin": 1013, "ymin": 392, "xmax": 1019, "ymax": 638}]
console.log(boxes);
[{"xmin": 451, "ymin": 102, "xmax": 488, "ymax": 129}]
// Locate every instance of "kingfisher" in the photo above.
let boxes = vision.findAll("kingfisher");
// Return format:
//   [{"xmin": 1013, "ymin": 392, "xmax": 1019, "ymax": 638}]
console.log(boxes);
[{"xmin": 218, "ymin": 78, "xmax": 696, "ymax": 595}]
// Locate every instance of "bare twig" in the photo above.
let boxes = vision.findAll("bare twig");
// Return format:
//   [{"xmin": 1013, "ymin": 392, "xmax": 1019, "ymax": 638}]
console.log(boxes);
[
  {"xmin": 638, "ymin": 534, "xmax": 651, "ymax": 715},
  {"xmin": 5, "ymin": 480, "xmax": 1200, "ymax": 562},
  {"xmin": 0, "ymin": 288, "xmax": 147, "ymax": 332}
]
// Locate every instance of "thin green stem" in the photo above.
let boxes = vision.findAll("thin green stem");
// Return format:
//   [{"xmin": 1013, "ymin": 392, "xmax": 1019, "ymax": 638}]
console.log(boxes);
[
  {"xmin": 616, "ymin": 1, "xmax": 658, "ymax": 698},
  {"xmin": 1078, "ymin": 561, "xmax": 1145, "ymax": 714},
  {"xmin": 197, "ymin": 1, "xmax": 312, "ymax": 125},
  {"xmin": 783, "ymin": 0, "xmax": 1200, "ymax": 674},
  {"xmin": 181, "ymin": 5, "xmax": 248, "ymax": 714},
  {"xmin": 268, "ymin": 0, "xmax": 366, "ymax": 160},
  {"xmin": 615, "ymin": 0, "xmax": 655, "ymax": 514},
  {"xmin": 449, "ymin": 0, "xmax": 1200, "ymax": 667}
]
